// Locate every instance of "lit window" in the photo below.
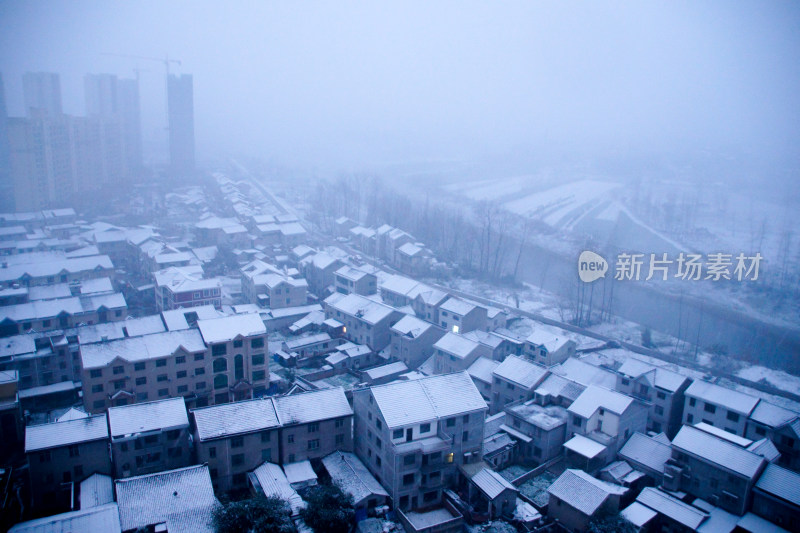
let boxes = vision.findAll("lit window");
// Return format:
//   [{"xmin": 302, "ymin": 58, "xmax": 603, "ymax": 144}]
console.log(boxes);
[
  {"xmin": 445, "ymin": 452, "xmax": 454, "ymax": 464},
  {"xmin": 452, "ymin": 325, "xmax": 459, "ymax": 333}
]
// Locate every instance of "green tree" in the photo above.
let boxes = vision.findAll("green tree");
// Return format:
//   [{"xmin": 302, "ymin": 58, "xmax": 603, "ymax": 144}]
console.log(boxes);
[
  {"xmin": 213, "ymin": 496, "xmax": 295, "ymax": 533},
  {"xmin": 299, "ymin": 484, "xmax": 354, "ymax": 533}
]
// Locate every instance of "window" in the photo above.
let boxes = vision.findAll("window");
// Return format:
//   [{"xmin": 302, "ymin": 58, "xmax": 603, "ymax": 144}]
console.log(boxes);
[
  {"xmin": 156, "ymin": 359, "xmax": 166, "ymax": 367},
  {"xmin": 376, "ymin": 437, "xmax": 382, "ymax": 449},
  {"xmin": 403, "ymin": 473, "xmax": 414, "ymax": 485},
  {"xmin": 136, "ymin": 377, "xmax": 147, "ymax": 386},
  {"xmin": 158, "ymin": 388, "xmax": 168, "ymax": 397},
  {"xmin": 446, "ymin": 418, "xmax": 455, "ymax": 427},
  {"xmin": 93, "ymin": 400, "xmax": 105, "ymax": 409},
  {"xmin": 209, "ymin": 447, "xmax": 217, "ymax": 458},
  {"xmin": 157, "ymin": 374, "xmax": 168, "ymax": 382},
  {"xmin": 463, "ymin": 414, "xmax": 469, "ymax": 423},
  {"xmin": 376, "ymin": 419, "xmax": 382, "ymax": 430},
  {"xmin": 195, "ymin": 367, "xmax": 206, "ymax": 375},
  {"xmin": 252, "ymin": 354, "xmax": 264, "ymax": 365},
  {"xmin": 689, "ymin": 397, "xmax": 696, "ymax": 407},
  {"xmin": 376, "ymin": 456, "xmax": 382, "ymax": 467},
  {"xmin": 462, "ymin": 430, "xmax": 469, "ymax": 441},
  {"xmin": 177, "ymin": 385, "xmax": 188, "ymax": 393},
  {"xmin": 234, "ymin": 354, "xmax": 244, "ymax": 380},
  {"xmin": 194, "ymin": 353, "xmax": 204, "ymax": 361},
  {"xmin": 755, "ymin": 425, "xmax": 766, "ymax": 436},
  {"xmin": 446, "ymin": 452, "xmax": 454, "ymax": 463},
  {"xmin": 335, "ymin": 434, "xmax": 344, "ymax": 445},
  {"xmin": 261, "ymin": 431, "xmax": 271, "ymax": 443},
  {"xmin": 573, "ymin": 416, "xmax": 582, "ymax": 427},
  {"xmin": 423, "ymin": 491, "xmax": 437, "ymax": 503},
  {"xmin": 657, "ymin": 391, "xmax": 666, "ymax": 400},
  {"xmin": 233, "ymin": 339, "xmax": 243, "ymax": 348},
  {"xmin": 134, "ymin": 362, "xmax": 146, "ymax": 371},
  {"xmin": 262, "ymin": 448, "xmax": 272, "ymax": 461},
  {"xmin": 231, "ymin": 454, "xmax": 244, "ymax": 467},
  {"xmin": 231, "ymin": 436, "xmax": 244, "ymax": 448},
  {"xmin": 251, "ymin": 338, "xmax": 264, "ymax": 349},
  {"xmin": 420, "ymin": 423, "xmax": 431, "ymax": 433},
  {"xmin": 253, "ymin": 370, "xmax": 265, "ymax": 381},
  {"xmin": 212, "ymin": 344, "xmax": 227, "ymax": 356},
  {"xmin": 213, "ymin": 358, "xmax": 227, "ymax": 373},
  {"xmin": 308, "ymin": 422, "xmax": 319, "ymax": 433},
  {"xmin": 177, "ymin": 370, "xmax": 187, "ymax": 379},
  {"xmin": 113, "ymin": 365, "xmax": 124, "ymax": 375},
  {"xmin": 214, "ymin": 374, "xmax": 228, "ymax": 390},
  {"xmin": 308, "ymin": 439, "xmax": 320, "ymax": 450},
  {"xmin": 92, "ymin": 384, "xmax": 104, "ymax": 393},
  {"xmin": 74, "ymin": 465, "xmax": 84, "ymax": 477},
  {"xmin": 534, "ymin": 446, "xmax": 542, "ymax": 457},
  {"xmin": 704, "ymin": 403, "xmax": 717, "ymax": 414},
  {"xmin": 687, "ymin": 413, "xmax": 694, "ymax": 423},
  {"xmin": 39, "ymin": 450, "xmax": 52, "ymax": 462},
  {"xmin": 335, "ymin": 418, "xmax": 345, "ymax": 428},
  {"xmin": 393, "ymin": 429, "xmax": 403, "ymax": 439},
  {"xmin": 137, "ymin": 392, "xmax": 149, "ymax": 401},
  {"xmin": 288, "ymin": 434, "xmax": 294, "ymax": 444},
  {"xmin": 726, "ymin": 411, "xmax": 740, "ymax": 422},
  {"xmin": 175, "ymin": 356, "xmax": 186, "ymax": 364},
  {"xmin": 196, "ymin": 381, "xmax": 207, "ymax": 390},
  {"xmin": 404, "ymin": 455, "xmax": 415, "ymax": 466},
  {"xmin": 113, "ymin": 379, "xmax": 125, "ymax": 390},
  {"xmin": 506, "ymin": 382, "xmax": 513, "ymax": 390},
  {"xmin": 655, "ymin": 406, "xmax": 664, "ymax": 415}
]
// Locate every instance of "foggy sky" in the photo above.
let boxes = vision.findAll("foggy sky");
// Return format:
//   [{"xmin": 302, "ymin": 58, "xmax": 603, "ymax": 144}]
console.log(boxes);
[{"xmin": 1, "ymin": 1, "xmax": 798, "ymax": 171}]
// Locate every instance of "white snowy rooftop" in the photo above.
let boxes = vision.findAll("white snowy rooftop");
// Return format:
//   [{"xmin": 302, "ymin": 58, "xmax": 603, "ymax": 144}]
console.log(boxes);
[
  {"xmin": 493, "ymin": 355, "xmax": 548, "ymax": 389},
  {"xmin": 391, "ymin": 315, "xmax": 433, "ymax": 338},
  {"xmin": 25, "ymin": 414, "xmax": 108, "ymax": 452},
  {"xmin": 547, "ymin": 469, "xmax": 626, "ymax": 516},
  {"xmin": 564, "ymin": 434, "xmax": 607, "ymax": 459},
  {"xmin": 551, "ymin": 358, "xmax": 617, "ymax": 389},
  {"xmin": 250, "ymin": 462, "xmax": 305, "ymax": 515},
  {"xmin": 370, "ymin": 371, "xmax": 487, "ymax": 428},
  {"xmin": 440, "ymin": 297, "xmax": 477, "ymax": 316},
  {"xmin": 197, "ymin": 313, "xmax": 266, "ymax": 344},
  {"xmin": 191, "ymin": 397, "xmax": 280, "ymax": 441},
  {"xmin": 635, "ymin": 487, "xmax": 707, "ymax": 530},
  {"xmin": 8, "ymin": 503, "xmax": 121, "ymax": 533},
  {"xmin": 619, "ymin": 432, "xmax": 672, "ymax": 474},
  {"xmin": 273, "ymin": 387, "xmax": 352, "ymax": 426},
  {"xmin": 434, "ymin": 332, "xmax": 481, "ymax": 358},
  {"xmin": 525, "ymin": 325, "xmax": 573, "ymax": 352},
  {"xmin": 568, "ymin": 385, "xmax": 634, "ymax": 418},
  {"xmin": 108, "ymin": 397, "xmax": 188, "ymax": 438},
  {"xmin": 685, "ymin": 380, "xmax": 759, "ymax": 415},
  {"xmin": 322, "ymin": 451, "xmax": 389, "ymax": 505},
  {"xmin": 672, "ymin": 425, "xmax": 766, "ymax": 479},
  {"xmin": 328, "ymin": 293, "xmax": 397, "ymax": 324},
  {"xmin": 467, "ymin": 357, "xmax": 500, "ymax": 384},
  {"xmin": 80, "ymin": 329, "xmax": 206, "ymax": 369}
]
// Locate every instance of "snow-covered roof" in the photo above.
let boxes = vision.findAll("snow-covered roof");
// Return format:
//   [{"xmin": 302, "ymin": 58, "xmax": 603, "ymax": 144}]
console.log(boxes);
[
  {"xmin": 434, "ymin": 332, "xmax": 481, "ymax": 358},
  {"xmin": 440, "ymin": 297, "xmax": 477, "ymax": 316},
  {"xmin": 322, "ymin": 451, "xmax": 389, "ymax": 505},
  {"xmin": 161, "ymin": 305, "xmax": 221, "ymax": 331},
  {"xmin": 547, "ymin": 469, "xmax": 626, "ymax": 516},
  {"xmin": 493, "ymin": 355, "xmax": 548, "ymax": 389},
  {"xmin": 197, "ymin": 313, "xmax": 266, "ymax": 344},
  {"xmin": 755, "ymin": 463, "xmax": 800, "ymax": 507},
  {"xmin": 685, "ymin": 380, "xmax": 759, "ymax": 416},
  {"xmin": 620, "ymin": 501, "xmax": 658, "ymax": 528},
  {"xmin": 467, "ymin": 357, "xmax": 500, "ymax": 384},
  {"xmin": 506, "ymin": 401, "xmax": 568, "ymax": 430},
  {"xmin": 283, "ymin": 460, "xmax": 318, "ymax": 487},
  {"xmin": 551, "ymin": 358, "xmax": 616, "ymax": 389},
  {"xmin": 80, "ymin": 473, "xmax": 114, "ymax": 509},
  {"xmin": 191, "ymin": 397, "xmax": 280, "ymax": 441},
  {"xmin": 335, "ymin": 265, "xmax": 371, "ymax": 282},
  {"xmin": 619, "ymin": 432, "xmax": 672, "ymax": 474},
  {"xmin": 672, "ymin": 425, "xmax": 766, "ymax": 479},
  {"xmin": 525, "ymin": 325, "xmax": 573, "ymax": 352},
  {"xmin": 108, "ymin": 397, "xmax": 188, "ymax": 438},
  {"xmin": 415, "ymin": 287, "xmax": 448, "ymax": 306},
  {"xmin": 0, "ymin": 254, "xmax": 113, "ymax": 283},
  {"xmin": 273, "ymin": 387, "xmax": 353, "ymax": 426},
  {"xmin": 0, "ymin": 292, "xmax": 126, "ymax": 323},
  {"xmin": 471, "ymin": 468, "xmax": 517, "ymax": 500},
  {"xmin": 398, "ymin": 242, "xmax": 422, "ymax": 256},
  {"xmin": 364, "ymin": 361, "xmax": 408, "ymax": 381},
  {"xmin": 25, "ymin": 414, "xmax": 108, "ymax": 452},
  {"xmin": 56, "ymin": 407, "xmax": 89, "ymax": 422},
  {"xmin": 370, "ymin": 371, "xmax": 487, "ymax": 428},
  {"xmin": 749, "ymin": 401, "xmax": 798, "ymax": 428},
  {"xmin": 80, "ymin": 329, "xmax": 206, "ymax": 369},
  {"xmin": 327, "ymin": 293, "xmax": 397, "ymax": 325},
  {"xmin": 380, "ymin": 274, "xmax": 420, "ymax": 296},
  {"xmin": 249, "ymin": 462, "xmax": 305, "ymax": 515},
  {"xmin": 8, "ymin": 503, "xmax": 121, "ymax": 533},
  {"xmin": 736, "ymin": 513, "xmax": 790, "ymax": 533},
  {"xmin": 115, "ymin": 465, "xmax": 218, "ymax": 533},
  {"xmin": 78, "ymin": 315, "xmax": 166, "ymax": 344},
  {"xmin": 568, "ymin": 385, "xmax": 634, "ymax": 418},
  {"xmin": 694, "ymin": 422, "xmax": 752, "ymax": 447},
  {"xmin": 391, "ymin": 315, "xmax": 433, "ymax": 338},
  {"xmin": 635, "ymin": 487, "xmax": 707, "ymax": 530},
  {"xmin": 748, "ymin": 438, "xmax": 781, "ymax": 462},
  {"xmin": 462, "ymin": 330, "xmax": 504, "ymax": 349},
  {"xmin": 564, "ymin": 434, "xmax": 607, "ymax": 459}
]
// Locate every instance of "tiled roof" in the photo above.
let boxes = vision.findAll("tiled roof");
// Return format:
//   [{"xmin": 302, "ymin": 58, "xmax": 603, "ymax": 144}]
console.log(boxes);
[
  {"xmin": 115, "ymin": 465, "xmax": 218, "ymax": 533},
  {"xmin": 108, "ymin": 397, "xmax": 188, "ymax": 438},
  {"xmin": 191, "ymin": 398, "xmax": 280, "ymax": 441},
  {"xmin": 493, "ymin": 355, "xmax": 548, "ymax": 389},
  {"xmin": 8, "ymin": 503, "xmax": 121, "ymax": 533},
  {"xmin": 672, "ymin": 425, "xmax": 766, "ymax": 479},
  {"xmin": 568, "ymin": 385, "xmax": 633, "ymax": 417},
  {"xmin": 434, "ymin": 332, "xmax": 481, "ymax": 358},
  {"xmin": 547, "ymin": 469, "xmax": 626, "ymax": 516},
  {"xmin": 749, "ymin": 401, "xmax": 798, "ymax": 428},
  {"xmin": 636, "ymin": 487, "xmax": 707, "ymax": 529},
  {"xmin": 80, "ymin": 473, "xmax": 114, "ymax": 509},
  {"xmin": 25, "ymin": 414, "xmax": 108, "ymax": 452},
  {"xmin": 471, "ymin": 468, "xmax": 517, "ymax": 499},
  {"xmin": 755, "ymin": 463, "xmax": 800, "ymax": 507},
  {"xmin": 619, "ymin": 432, "xmax": 672, "ymax": 474},
  {"xmin": 685, "ymin": 380, "xmax": 759, "ymax": 415},
  {"xmin": 273, "ymin": 387, "xmax": 353, "ymax": 426},
  {"xmin": 80, "ymin": 329, "xmax": 206, "ymax": 369},
  {"xmin": 322, "ymin": 451, "xmax": 389, "ymax": 505},
  {"xmin": 197, "ymin": 313, "xmax": 266, "ymax": 344}
]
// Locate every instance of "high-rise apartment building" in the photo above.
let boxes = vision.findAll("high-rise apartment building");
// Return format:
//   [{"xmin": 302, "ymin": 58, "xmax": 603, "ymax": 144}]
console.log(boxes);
[
  {"xmin": 23, "ymin": 72, "xmax": 63, "ymax": 117},
  {"xmin": 0, "ymin": 74, "xmax": 11, "ymax": 211},
  {"xmin": 167, "ymin": 74, "xmax": 195, "ymax": 175}
]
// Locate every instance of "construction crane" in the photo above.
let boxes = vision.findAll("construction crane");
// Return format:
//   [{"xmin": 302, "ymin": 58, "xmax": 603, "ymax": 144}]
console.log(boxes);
[{"xmin": 101, "ymin": 53, "xmax": 182, "ymax": 77}]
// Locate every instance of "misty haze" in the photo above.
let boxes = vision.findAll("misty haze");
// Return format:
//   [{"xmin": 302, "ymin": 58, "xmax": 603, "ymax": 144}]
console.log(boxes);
[{"xmin": 0, "ymin": 2, "xmax": 799, "ymax": 533}]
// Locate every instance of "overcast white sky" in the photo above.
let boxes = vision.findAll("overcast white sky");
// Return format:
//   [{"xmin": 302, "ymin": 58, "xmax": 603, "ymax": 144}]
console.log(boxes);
[{"xmin": 1, "ymin": 1, "xmax": 798, "ymax": 171}]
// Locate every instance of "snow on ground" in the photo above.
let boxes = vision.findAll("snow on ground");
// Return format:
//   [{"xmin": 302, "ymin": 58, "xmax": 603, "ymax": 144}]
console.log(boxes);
[
  {"xmin": 503, "ymin": 179, "xmax": 621, "ymax": 228},
  {"xmin": 737, "ymin": 365, "xmax": 800, "ymax": 395}
]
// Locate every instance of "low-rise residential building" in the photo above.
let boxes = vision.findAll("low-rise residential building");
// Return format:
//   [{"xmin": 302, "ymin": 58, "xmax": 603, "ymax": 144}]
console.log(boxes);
[
  {"xmin": 192, "ymin": 397, "xmax": 282, "ymax": 493},
  {"xmin": 115, "ymin": 464, "xmax": 219, "ymax": 533},
  {"xmin": 322, "ymin": 451, "xmax": 390, "ymax": 512},
  {"xmin": 107, "ymin": 397, "xmax": 192, "ymax": 479},
  {"xmin": 616, "ymin": 357, "xmax": 691, "ymax": 438},
  {"xmin": 325, "ymin": 293, "xmax": 403, "ymax": 351},
  {"xmin": 25, "ymin": 413, "xmax": 111, "ymax": 513},
  {"xmin": 0, "ymin": 254, "xmax": 114, "ymax": 289},
  {"xmin": 669, "ymin": 424, "xmax": 767, "ymax": 515},
  {"xmin": 751, "ymin": 463, "xmax": 800, "ymax": 532},
  {"xmin": 281, "ymin": 332, "xmax": 342, "ymax": 359},
  {"xmin": 466, "ymin": 357, "xmax": 499, "ymax": 403},
  {"xmin": 683, "ymin": 380, "xmax": 759, "ymax": 437},
  {"xmin": 433, "ymin": 332, "xmax": 489, "ymax": 375},
  {"xmin": 524, "ymin": 325, "xmax": 576, "ymax": 367},
  {"xmin": 547, "ymin": 469, "xmax": 627, "ymax": 532},
  {"xmin": 618, "ymin": 432, "xmax": 673, "ymax": 485},
  {"xmin": 0, "ymin": 370, "xmax": 22, "ymax": 461},
  {"xmin": 438, "ymin": 297, "xmax": 487, "ymax": 334},
  {"xmin": 566, "ymin": 385, "xmax": 648, "ymax": 468},
  {"xmin": 325, "ymin": 342, "xmax": 377, "ymax": 371},
  {"xmin": 256, "ymin": 273, "xmax": 308, "ymax": 309},
  {"xmin": 300, "ymin": 252, "xmax": 344, "ymax": 297},
  {"xmin": 490, "ymin": 355, "xmax": 549, "ymax": 414},
  {"xmin": 390, "ymin": 315, "xmax": 445, "ymax": 370},
  {"xmin": 626, "ymin": 487, "xmax": 709, "ymax": 532},
  {"xmin": 248, "ymin": 462, "xmax": 306, "ymax": 516},
  {"xmin": 353, "ymin": 371, "xmax": 488, "ymax": 511},
  {"xmin": 746, "ymin": 401, "xmax": 800, "ymax": 472},
  {"xmin": 0, "ymin": 292, "xmax": 127, "ymax": 337},
  {"xmin": 380, "ymin": 274, "xmax": 422, "ymax": 309},
  {"xmin": 503, "ymin": 400, "xmax": 568, "ymax": 463},
  {"xmin": 462, "ymin": 330, "xmax": 517, "ymax": 362},
  {"xmin": 154, "ymin": 266, "xmax": 222, "ymax": 311},
  {"xmin": 412, "ymin": 286, "xmax": 448, "ymax": 325},
  {"xmin": 8, "ymin": 504, "xmax": 121, "ymax": 533},
  {"xmin": 334, "ymin": 265, "xmax": 377, "ymax": 296}
]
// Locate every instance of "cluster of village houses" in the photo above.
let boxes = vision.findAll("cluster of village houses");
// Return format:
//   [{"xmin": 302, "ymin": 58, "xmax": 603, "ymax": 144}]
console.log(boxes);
[{"xmin": 0, "ymin": 172, "xmax": 799, "ymax": 533}]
